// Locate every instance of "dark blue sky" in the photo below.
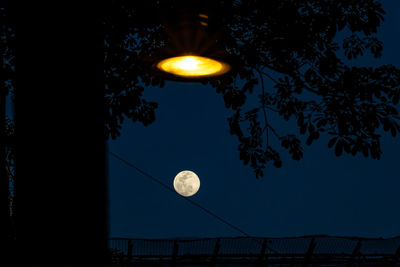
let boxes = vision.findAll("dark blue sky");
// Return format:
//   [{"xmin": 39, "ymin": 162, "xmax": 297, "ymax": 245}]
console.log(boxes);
[{"xmin": 107, "ymin": 0, "xmax": 400, "ymax": 239}]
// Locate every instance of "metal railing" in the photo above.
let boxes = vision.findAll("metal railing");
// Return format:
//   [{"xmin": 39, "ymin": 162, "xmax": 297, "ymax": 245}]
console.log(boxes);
[{"xmin": 108, "ymin": 235, "xmax": 400, "ymax": 266}]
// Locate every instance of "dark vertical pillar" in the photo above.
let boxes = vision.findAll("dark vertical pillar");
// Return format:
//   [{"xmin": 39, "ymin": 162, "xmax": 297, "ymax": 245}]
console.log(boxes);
[
  {"xmin": 13, "ymin": 2, "xmax": 107, "ymax": 267},
  {"xmin": 0, "ymin": 32, "xmax": 10, "ymax": 263},
  {"xmin": 1, "ymin": 3, "xmax": 14, "ymax": 264}
]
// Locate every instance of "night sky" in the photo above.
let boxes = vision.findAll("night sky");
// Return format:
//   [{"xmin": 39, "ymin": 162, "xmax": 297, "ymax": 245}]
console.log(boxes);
[{"xmin": 107, "ymin": 0, "xmax": 400, "ymax": 239}]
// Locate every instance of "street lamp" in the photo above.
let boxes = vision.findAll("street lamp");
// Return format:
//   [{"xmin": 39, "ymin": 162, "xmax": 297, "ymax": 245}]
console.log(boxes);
[
  {"xmin": 153, "ymin": 6, "xmax": 232, "ymax": 81},
  {"xmin": 156, "ymin": 55, "xmax": 230, "ymax": 78}
]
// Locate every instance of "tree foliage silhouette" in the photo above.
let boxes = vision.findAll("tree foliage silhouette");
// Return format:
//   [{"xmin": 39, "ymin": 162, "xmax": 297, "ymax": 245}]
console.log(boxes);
[{"xmin": 105, "ymin": 0, "xmax": 400, "ymax": 177}]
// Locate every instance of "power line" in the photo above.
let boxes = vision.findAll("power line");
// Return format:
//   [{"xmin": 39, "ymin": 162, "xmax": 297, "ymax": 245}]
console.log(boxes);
[
  {"xmin": 109, "ymin": 151, "xmax": 280, "ymax": 254},
  {"xmin": 108, "ymin": 151, "xmax": 251, "ymax": 237}
]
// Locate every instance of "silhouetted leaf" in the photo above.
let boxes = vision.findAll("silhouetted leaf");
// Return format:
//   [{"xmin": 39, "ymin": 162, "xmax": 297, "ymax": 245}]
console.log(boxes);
[
  {"xmin": 281, "ymin": 139, "xmax": 289, "ymax": 148},
  {"xmin": 335, "ymin": 141, "xmax": 343, "ymax": 156},
  {"xmin": 306, "ymin": 135, "xmax": 313, "ymax": 146},
  {"xmin": 362, "ymin": 145, "xmax": 369, "ymax": 157},
  {"xmin": 308, "ymin": 123, "xmax": 315, "ymax": 133},
  {"xmin": 393, "ymin": 94, "xmax": 399, "ymax": 105},
  {"xmin": 394, "ymin": 121, "xmax": 400, "ymax": 132},
  {"xmin": 370, "ymin": 147, "xmax": 377, "ymax": 159},
  {"xmin": 273, "ymin": 159, "xmax": 282, "ymax": 168},
  {"xmin": 297, "ymin": 113, "xmax": 304, "ymax": 126},
  {"xmin": 390, "ymin": 125, "xmax": 396, "ymax": 137},
  {"xmin": 351, "ymin": 144, "xmax": 359, "ymax": 156},
  {"xmin": 300, "ymin": 123, "xmax": 307, "ymax": 135},
  {"xmin": 328, "ymin": 137, "xmax": 338, "ymax": 148},
  {"xmin": 343, "ymin": 142, "xmax": 351, "ymax": 153},
  {"xmin": 316, "ymin": 118, "xmax": 327, "ymax": 128}
]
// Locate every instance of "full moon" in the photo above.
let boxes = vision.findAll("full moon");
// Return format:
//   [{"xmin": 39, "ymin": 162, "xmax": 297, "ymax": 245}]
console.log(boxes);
[{"xmin": 173, "ymin": 170, "xmax": 200, "ymax": 197}]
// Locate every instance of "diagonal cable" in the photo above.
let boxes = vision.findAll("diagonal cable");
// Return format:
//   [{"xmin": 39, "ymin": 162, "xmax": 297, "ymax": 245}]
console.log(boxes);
[
  {"xmin": 109, "ymin": 151, "xmax": 281, "ymax": 254},
  {"xmin": 108, "ymin": 151, "xmax": 250, "ymax": 237}
]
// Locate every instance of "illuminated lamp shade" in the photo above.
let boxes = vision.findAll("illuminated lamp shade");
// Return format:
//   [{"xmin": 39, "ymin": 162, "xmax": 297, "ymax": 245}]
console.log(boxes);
[{"xmin": 156, "ymin": 55, "xmax": 230, "ymax": 78}]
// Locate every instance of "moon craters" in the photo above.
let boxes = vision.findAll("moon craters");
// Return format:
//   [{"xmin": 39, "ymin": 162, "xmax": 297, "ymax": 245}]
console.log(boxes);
[{"xmin": 173, "ymin": 170, "xmax": 200, "ymax": 197}]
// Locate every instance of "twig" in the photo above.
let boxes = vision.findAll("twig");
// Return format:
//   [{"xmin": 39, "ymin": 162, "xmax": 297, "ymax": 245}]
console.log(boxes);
[{"xmin": 257, "ymin": 69, "xmax": 270, "ymax": 149}]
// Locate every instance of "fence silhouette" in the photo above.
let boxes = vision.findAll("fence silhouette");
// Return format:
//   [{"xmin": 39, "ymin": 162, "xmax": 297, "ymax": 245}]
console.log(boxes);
[{"xmin": 108, "ymin": 236, "xmax": 400, "ymax": 266}]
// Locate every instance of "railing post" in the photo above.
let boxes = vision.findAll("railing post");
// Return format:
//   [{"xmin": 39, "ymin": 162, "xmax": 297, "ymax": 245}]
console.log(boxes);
[
  {"xmin": 172, "ymin": 239, "xmax": 179, "ymax": 267},
  {"xmin": 345, "ymin": 239, "xmax": 361, "ymax": 267},
  {"xmin": 258, "ymin": 238, "xmax": 268, "ymax": 266},
  {"xmin": 210, "ymin": 238, "xmax": 220, "ymax": 267},
  {"xmin": 126, "ymin": 239, "xmax": 133, "ymax": 267},
  {"xmin": 303, "ymin": 238, "xmax": 316, "ymax": 267},
  {"xmin": 391, "ymin": 243, "xmax": 400, "ymax": 267}
]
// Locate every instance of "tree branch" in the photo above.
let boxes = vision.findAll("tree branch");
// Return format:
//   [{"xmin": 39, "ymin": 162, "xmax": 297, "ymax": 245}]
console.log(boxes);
[{"xmin": 257, "ymin": 69, "xmax": 270, "ymax": 150}]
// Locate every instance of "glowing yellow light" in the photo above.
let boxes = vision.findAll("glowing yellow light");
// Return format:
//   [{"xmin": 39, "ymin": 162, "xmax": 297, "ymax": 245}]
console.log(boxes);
[{"xmin": 156, "ymin": 56, "xmax": 230, "ymax": 78}]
